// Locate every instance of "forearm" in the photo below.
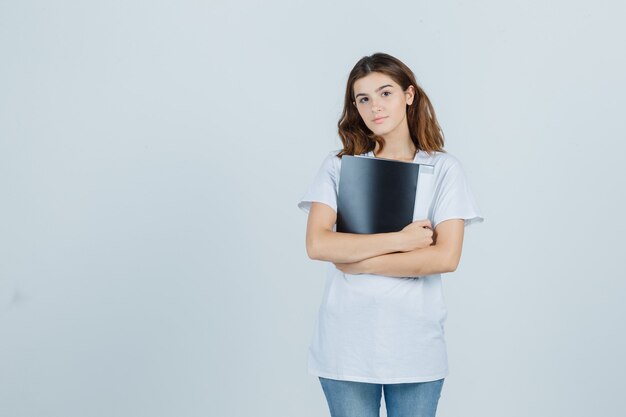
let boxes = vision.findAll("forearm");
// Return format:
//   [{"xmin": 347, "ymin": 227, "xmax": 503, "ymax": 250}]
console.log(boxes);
[
  {"xmin": 363, "ymin": 244, "xmax": 454, "ymax": 277},
  {"xmin": 309, "ymin": 230, "xmax": 402, "ymax": 264}
]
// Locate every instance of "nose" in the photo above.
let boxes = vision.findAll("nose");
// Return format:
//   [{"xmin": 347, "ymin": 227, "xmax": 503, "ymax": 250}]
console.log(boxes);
[{"xmin": 371, "ymin": 99, "xmax": 383, "ymax": 112}]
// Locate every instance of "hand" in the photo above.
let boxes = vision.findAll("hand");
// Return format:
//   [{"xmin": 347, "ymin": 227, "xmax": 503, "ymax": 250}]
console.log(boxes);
[
  {"xmin": 397, "ymin": 219, "xmax": 434, "ymax": 252},
  {"xmin": 333, "ymin": 259, "xmax": 370, "ymax": 275}
]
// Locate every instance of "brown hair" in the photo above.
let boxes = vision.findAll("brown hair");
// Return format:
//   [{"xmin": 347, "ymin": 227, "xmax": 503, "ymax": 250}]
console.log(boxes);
[{"xmin": 336, "ymin": 52, "xmax": 445, "ymax": 158}]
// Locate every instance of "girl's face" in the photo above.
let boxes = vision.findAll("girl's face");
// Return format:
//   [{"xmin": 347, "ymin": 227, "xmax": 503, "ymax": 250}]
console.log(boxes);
[{"xmin": 352, "ymin": 72, "xmax": 415, "ymax": 138}]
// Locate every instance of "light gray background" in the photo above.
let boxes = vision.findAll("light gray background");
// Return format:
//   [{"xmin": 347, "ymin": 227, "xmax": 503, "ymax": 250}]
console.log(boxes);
[{"xmin": 1, "ymin": 1, "xmax": 625, "ymax": 416}]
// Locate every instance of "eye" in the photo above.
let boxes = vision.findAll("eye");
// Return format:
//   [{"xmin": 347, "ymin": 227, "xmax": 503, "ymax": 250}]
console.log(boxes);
[{"xmin": 357, "ymin": 91, "xmax": 391, "ymax": 104}]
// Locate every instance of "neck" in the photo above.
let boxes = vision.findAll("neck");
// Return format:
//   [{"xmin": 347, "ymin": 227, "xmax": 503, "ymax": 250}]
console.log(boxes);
[
  {"xmin": 373, "ymin": 117, "xmax": 416, "ymax": 161},
  {"xmin": 374, "ymin": 140, "xmax": 417, "ymax": 161}
]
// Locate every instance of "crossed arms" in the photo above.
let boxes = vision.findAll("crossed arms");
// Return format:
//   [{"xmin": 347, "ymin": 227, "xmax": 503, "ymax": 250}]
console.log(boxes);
[{"xmin": 305, "ymin": 202, "xmax": 465, "ymax": 277}]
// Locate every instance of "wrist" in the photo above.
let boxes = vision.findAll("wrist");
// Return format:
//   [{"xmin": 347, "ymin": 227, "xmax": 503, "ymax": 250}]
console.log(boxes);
[{"xmin": 390, "ymin": 231, "xmax": 406, "ymax": 253}]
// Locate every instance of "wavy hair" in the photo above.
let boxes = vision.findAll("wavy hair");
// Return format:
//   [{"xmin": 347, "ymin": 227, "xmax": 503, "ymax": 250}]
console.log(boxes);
[{"xmin": 336, "ymin": 52, "xmax": 445, "ymax": 158}]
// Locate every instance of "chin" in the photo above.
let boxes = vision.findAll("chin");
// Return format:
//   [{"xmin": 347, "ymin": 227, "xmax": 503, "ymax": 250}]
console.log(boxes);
[{"xmin": 372, "ymin": 128, "xmax": 391, "ymax": 136}]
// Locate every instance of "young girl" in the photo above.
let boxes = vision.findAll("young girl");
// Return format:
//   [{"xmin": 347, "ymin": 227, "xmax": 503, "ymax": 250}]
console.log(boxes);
[{"xmin": 297, "ymin": 52, "xmax": 484, "ymax": 417}]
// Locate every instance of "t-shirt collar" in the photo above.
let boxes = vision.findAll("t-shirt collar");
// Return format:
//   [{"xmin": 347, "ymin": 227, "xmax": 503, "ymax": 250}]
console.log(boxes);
[{"xmin": 366, "ymin": 149, "xmax": 433, "ymax": 164}]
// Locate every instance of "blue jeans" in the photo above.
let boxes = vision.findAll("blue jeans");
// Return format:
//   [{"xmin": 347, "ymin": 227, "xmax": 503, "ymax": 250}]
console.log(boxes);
[{"xmin": 319, "ymin": 377, "xmax": 444, "ymax": 417}]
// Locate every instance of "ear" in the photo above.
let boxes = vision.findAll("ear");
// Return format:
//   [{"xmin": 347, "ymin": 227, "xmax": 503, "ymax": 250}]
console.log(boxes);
[{"xmin": 405, "ymin": 85, "xmax": 416, "ymax": 105}]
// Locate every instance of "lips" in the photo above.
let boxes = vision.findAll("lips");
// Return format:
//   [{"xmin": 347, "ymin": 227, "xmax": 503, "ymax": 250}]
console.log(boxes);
[{"xmin": 373, "ymin": 116, "xmax": 388, "ymax": 124}]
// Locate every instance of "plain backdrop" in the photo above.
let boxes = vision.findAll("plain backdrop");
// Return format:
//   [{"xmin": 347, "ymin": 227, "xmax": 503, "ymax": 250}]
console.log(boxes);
[{"xmin": 1, "ymin": 1, "xmax": 625, "ymax": 416}]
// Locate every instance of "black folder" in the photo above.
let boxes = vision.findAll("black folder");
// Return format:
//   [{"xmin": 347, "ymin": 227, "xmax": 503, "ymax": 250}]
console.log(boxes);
[{"xmin": 336, "ymin": 155, "xmax": 421, "ymax": 234}]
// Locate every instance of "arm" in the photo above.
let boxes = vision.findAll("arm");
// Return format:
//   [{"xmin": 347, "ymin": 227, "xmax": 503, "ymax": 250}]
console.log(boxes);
[
  {"xmin": 305, "ymin": 202, "xmax": 410, "ymax": 264},
  {"xmin": 335, "ymin": 219, "xmax": 465, "ymax": 277}
]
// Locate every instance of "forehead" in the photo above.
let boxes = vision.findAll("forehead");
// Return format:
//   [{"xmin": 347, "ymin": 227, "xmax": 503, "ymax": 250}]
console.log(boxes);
[{"xmin": 353, "ymin": 72, "xmax": 398, "ymax": 93}]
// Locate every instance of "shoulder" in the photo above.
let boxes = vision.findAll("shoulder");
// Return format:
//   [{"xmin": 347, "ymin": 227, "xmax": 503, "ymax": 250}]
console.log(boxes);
[
  {"xmin": 314, "ymin": 148, "xmax": 342, "ymax": 179},
  {"xmin": 428, "ymin": 150, "xmax": 460, "ymax": 165},
  {"xmin": 326, "ymin": 147, "xmax": 343, "ymax": 167},
  {"xmin": 327, "ymin": 148, "xmax": 343, "ymax": 159},
  {"xmin": 312, "ymin": 148, "xmax": 342, "ymax": 165},
  {"xmin": 420, "ymin": 152, "xmax": 469, "ymax": 190},
  {"xmin": 428, "ymin": 151, "xmax": 465, "ymax": 173}
]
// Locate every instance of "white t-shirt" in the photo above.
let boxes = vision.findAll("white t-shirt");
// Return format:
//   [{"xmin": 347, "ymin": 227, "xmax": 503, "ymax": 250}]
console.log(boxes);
[{"xmin": 297, "ymin": 148, "xmax": 484, "ymax": 384}]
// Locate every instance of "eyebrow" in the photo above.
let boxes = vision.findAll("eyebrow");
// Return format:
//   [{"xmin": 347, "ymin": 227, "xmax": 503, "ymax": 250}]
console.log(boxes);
[{"xmin": 355, "ymin": 84, "xmax": 393, "ymax": 99}]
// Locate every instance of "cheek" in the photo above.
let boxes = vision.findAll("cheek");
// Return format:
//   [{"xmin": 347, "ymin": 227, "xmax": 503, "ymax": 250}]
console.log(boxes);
[
  {"xmin": 392, "ymin": 100, "xmax": 408, "ymax": 116},
  {"xmin": 391, "ymin": 97, "xmax": 405, "ymax": 110}
]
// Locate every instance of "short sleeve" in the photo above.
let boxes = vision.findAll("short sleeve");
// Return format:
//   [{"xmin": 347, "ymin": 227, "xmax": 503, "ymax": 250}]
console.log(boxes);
[
  {"xmin": 297, "ymin": 151, "xmax": 339, "ymax": 214},
  {"xmin": 432, "ymin": 159, "xmax": 484, "ymax": 229}
]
